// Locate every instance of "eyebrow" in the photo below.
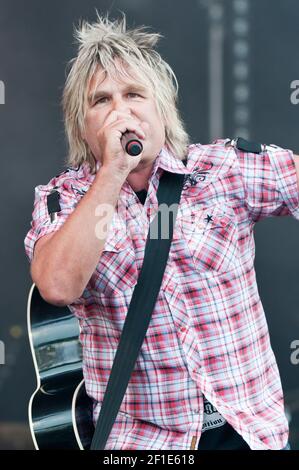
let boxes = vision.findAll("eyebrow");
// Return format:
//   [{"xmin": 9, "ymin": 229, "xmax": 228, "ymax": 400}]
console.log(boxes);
[{"xmin": 88, "ymin": 83, "xmax": 148, "ymax": 105}]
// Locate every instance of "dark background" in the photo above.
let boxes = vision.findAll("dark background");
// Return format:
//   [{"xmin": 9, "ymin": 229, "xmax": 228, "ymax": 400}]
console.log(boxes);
[{"xmin": 0, "ymin": 0, "xmax": 298, "ymax": 449}]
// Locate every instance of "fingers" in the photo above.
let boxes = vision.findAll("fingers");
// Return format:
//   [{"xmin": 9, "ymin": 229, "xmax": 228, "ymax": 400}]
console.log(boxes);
[
  {"xmin": 104, "ymin": 110, "xmax": 134, "ymax": 126},
  {"xmin": 104, "ymin": 111, "xmax": 147, "ymax": 137},
  {"xmin": 117, "ymin": 120, "xmax": 146, "ymax": 140},
  {"xmin": 104, "ymin": 115, "xmax": 146, "ymax": 140}
]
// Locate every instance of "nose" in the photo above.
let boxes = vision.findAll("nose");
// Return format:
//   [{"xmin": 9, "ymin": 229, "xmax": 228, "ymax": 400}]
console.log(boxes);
[{"xmin": 112, "ymin": 95, "xmax": 131, "ymax": 115}]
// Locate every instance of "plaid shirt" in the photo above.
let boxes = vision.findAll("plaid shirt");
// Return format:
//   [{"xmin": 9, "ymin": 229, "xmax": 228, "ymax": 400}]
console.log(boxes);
[{"xmin": 24, "ymin": 138, "xmax": 299, "ymax": 450}]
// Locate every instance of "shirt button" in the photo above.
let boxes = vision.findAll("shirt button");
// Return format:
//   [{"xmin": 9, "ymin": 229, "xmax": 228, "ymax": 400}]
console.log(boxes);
[{"xmin": 180, "ymin": 326, "xmax": 187, "ymax": 333}]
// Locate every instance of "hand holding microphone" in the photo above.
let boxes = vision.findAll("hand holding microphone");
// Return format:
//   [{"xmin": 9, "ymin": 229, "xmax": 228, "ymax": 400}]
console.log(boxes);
[{"xmin": 97, "ymin": 110, "xmax": 147, "ymax": 178}]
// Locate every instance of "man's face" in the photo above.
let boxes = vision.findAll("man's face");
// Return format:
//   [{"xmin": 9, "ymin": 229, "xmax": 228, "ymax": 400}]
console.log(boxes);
[{"xmin": 83, "ymin": 64, "xmax": 166, "ymax": 169}]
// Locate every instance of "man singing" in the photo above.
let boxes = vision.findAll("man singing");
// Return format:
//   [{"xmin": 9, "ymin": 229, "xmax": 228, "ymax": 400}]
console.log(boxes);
[{"xmin": 24, "ymin": 13, "xmax": 299, "ymax": 450}]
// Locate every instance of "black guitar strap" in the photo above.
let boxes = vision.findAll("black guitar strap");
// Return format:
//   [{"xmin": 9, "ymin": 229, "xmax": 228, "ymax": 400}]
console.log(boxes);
[{"xmin": 90, "ymin": 168, "xmax": 186, "ymax": 450}]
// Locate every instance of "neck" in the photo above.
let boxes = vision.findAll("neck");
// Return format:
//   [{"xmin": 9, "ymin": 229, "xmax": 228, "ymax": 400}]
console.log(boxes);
[
  {"xmin": 126, "ymin": 159, "xmax": 154, "ymax": 192},
  {"xmin": 126, "ymin": 175, "xmax": 150, "ymax": 192}
]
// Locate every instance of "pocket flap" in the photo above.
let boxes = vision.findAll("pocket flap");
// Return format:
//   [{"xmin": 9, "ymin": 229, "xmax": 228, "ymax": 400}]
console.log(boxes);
[
  {"xmin": 179, "ymin": 204, "xmax": 233, "ymax": 233},
  {"xmin": 103, "ymin": 228, "xmax": 128, "ymax": 252}
]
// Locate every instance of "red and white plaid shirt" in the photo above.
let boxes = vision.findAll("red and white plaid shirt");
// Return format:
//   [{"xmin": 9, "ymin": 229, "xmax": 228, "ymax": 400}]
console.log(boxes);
[{"xmin": 24, "ymin": 138, "xmax": 299, "ymax": 450}]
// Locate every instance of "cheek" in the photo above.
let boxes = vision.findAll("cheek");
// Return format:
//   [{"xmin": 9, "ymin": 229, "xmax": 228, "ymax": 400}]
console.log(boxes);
[
  {"xmin": 147, "ymin": 108, "xmax": 163, "ymax": 131},
  {"xmin": 85, "ymin": 110, "xmax": 104, "ymax": 131}
]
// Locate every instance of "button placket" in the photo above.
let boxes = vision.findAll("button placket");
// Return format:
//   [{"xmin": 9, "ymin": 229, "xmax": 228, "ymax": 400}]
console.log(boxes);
[
  {"xmin": 189, "ymin": 411, "xmax": 202, "ymax": 450},
  {"xmin": 122, "ymin": 197, "xmax": 145, "ymax": 240}
]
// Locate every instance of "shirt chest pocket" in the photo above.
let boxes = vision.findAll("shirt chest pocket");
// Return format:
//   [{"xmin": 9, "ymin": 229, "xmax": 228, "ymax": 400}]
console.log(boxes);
[
  {"xmin": 177, "ymin": 204, "xmax": 239, "ymax": 274},
  {"xmin": 94, "ymin": 228, "xmax": 138, "ymax": 296}
]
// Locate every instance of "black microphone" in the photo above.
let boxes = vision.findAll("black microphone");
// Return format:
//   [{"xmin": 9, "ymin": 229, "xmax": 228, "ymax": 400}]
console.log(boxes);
[{"xmin": 121, "ymin": 131, "xmax": 143, "ymax": 156}]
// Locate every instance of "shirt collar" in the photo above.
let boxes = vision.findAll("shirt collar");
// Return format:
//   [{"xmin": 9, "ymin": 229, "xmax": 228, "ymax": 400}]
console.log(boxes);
[
  {"xmin": 151, "ymin": 146, "xmax": 193, "ymax": 178},
  {"xmin": 94, "ymin": 145, "xmax": 193, "ymax": 177},
  {"xmin": 93, "ymin": 146, "xmax": 193, "ymax": 201}
]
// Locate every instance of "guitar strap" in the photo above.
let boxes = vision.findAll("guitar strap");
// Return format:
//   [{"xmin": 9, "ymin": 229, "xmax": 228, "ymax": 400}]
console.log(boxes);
[{"xmin": 90, "ymin": 168, "xmax": 186, "ymax": 450}]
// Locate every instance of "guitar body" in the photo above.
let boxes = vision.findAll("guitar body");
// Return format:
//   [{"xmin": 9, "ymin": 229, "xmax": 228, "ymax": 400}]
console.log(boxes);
[{"xmin": 27, "ymin": 284, "xmax": 94, "ymax": 449}]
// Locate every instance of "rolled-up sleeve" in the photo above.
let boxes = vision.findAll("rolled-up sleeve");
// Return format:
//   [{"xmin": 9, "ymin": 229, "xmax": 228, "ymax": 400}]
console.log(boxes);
[
  {"xmin": 234, "ymin": 144, "xmax": 299, "ymax": 222},
  {"xmin": 24, "ymin": 178, "xmax": 78, "ymax": 263}
]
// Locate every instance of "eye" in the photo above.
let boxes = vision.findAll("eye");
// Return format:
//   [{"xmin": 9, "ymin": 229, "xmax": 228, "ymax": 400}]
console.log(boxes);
[
  {"xmin": 95, "ymin": 96, "xmax": 109, "ymax": 105},
  {"xmin": 127, "ymin": 92, "xmax": 141, "ymax": 98}
]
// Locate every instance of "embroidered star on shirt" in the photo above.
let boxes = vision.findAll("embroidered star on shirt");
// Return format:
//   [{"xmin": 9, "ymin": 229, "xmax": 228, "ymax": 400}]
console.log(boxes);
[{"xmin": 204, "ymin": 214, "xmax": 213, "ymax": 223}]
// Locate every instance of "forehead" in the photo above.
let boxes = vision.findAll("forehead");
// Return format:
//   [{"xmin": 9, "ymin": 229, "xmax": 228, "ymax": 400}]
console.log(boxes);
[{"xmin": 88, "ymin": 61, "xmax": 151, "ymax": 94}]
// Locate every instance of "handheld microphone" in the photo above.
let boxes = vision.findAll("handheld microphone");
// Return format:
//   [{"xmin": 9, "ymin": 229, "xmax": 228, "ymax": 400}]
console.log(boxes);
[{"xmin": 121, "ymin": 131, "xmax": 143, "ymax": 156}]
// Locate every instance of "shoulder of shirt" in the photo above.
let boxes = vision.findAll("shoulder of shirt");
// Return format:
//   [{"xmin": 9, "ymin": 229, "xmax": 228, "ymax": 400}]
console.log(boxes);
[
  {"xmin": 34, "ymin": 162, "xmax": 94, "ymax": 197},
  {"xmin": 211, "ymin": 137, "xmax": 290, "ymax": 155},
  {"xmin": 186, "ymin": 139, "xmax": 236, "ymax": 167},
  {"xmin": 188, "ymin": 139, "xmax": 235, "ymax": 158},
  {"xmin": 186, "ymin": 138, "xmax": 292, "ymax": 180},
  {"xmin": 189, "ymin": 138, "xmax": 288, "ymax": 154}
]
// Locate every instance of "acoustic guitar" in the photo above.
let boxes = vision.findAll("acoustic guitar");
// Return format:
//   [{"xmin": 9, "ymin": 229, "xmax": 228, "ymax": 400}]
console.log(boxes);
[{"xmin": 27, "ymin": 283, "xmax": 94, "ymax": 449}]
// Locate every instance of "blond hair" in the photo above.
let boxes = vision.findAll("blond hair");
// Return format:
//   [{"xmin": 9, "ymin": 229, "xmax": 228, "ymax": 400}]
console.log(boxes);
[{"xmin": 62, "ymin": 11, "xmax": 190, "ymax": 174}]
